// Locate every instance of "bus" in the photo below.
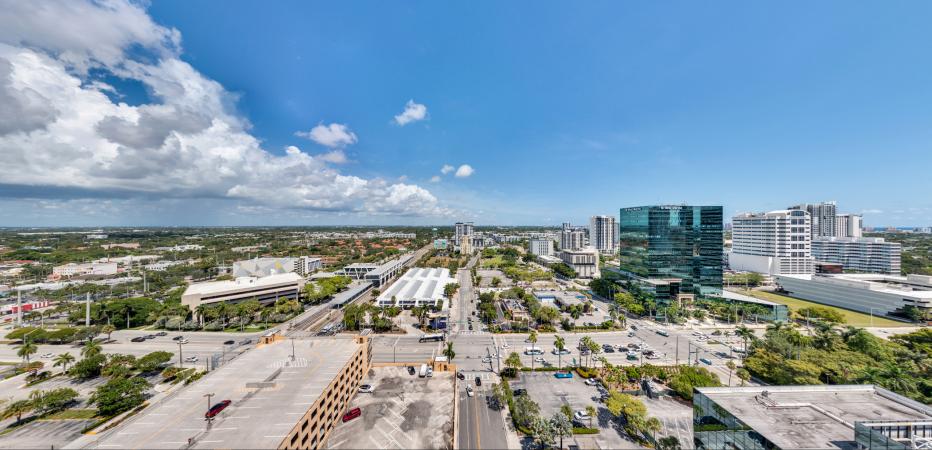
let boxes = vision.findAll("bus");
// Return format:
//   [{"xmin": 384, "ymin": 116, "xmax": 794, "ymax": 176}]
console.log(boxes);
[
  {"xmin": 524, "ymin": 346, "xmax": 544, "ymax": 355},
  {"xmin": 419, "ymin": 333, "xmax": 445, "ymax": 343}
]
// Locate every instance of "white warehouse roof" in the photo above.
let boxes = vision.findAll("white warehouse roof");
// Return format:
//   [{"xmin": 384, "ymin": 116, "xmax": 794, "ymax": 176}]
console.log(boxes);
[{"xmin": 376, "ymin": 267, "xmax": 455, "ymax": 308}]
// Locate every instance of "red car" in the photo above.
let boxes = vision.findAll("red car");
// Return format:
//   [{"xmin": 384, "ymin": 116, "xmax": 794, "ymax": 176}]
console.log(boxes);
[
  {"xmin": 205, "ymin": 400, "xmax": 231, "ymax": 419},
  {"xmin": 342, "ymin": 407, "xmax": 361, "ymax": 423}
]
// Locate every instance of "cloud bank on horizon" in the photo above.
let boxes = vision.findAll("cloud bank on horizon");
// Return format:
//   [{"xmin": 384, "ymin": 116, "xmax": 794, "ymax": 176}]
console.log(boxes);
[{"xmin": 0, "ymin": 0, "xmax": 454, "ymax": 219}]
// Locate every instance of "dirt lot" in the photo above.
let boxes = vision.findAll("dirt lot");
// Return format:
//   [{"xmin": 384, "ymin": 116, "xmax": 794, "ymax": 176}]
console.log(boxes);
[{"xmin": 326, "ymin": 366, "xmax": 454, "ymax": 450}]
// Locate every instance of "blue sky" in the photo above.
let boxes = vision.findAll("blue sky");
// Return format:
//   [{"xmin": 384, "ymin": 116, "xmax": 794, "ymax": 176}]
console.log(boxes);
[{"xmin": 1, "ymin": 1, "xmax": 931, "ymax": 227}]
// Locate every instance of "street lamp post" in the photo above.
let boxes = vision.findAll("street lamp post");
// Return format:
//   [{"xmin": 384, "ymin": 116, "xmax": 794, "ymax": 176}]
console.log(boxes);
[
  {"xmin": 204, "ymin": 392, "xmax": 214, "ymax": 426},
  {"xmin": 178, "ymin": 341, "xmax": 185, "ymax": 368}
]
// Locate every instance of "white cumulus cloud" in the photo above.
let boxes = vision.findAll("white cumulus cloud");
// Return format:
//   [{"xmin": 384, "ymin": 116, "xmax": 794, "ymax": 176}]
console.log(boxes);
[
  {"xmin": 295, "ymin": 123, "xmax": 357, "ymax": 148},
  {"xmin": 455, "ymin": 164, "xmax": 474, "ymax": 178},
  {"xmin": 440, "ymin": 164, "xmax": 454, "ymax": 175},
  {"xmin": 394, "ymin": 99, "xmax": 427, "ymax": 126},
  {"xmin": 0, "ymin": 1, "xmax": 451, "ymax": 218}
]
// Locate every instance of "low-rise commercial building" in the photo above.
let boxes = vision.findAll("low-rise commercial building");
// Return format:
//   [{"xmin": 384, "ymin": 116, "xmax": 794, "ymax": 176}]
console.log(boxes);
[
  {"xmin": 811, "ymin": 236, "xmax": 902, "ymax": 275},
  {"xmin": 694, "ymin": 385, "xmax": 932, "ymax": 449},
  {"xmin": 51, "ymin": 262, "xmax": 118, "ymax": 278},
  {"xmin": 775, "ymin": 273, "xmax": 932, "ymax": 318},
  {"xmin": 720, "ymin": 290, "xmax": 789, "ymax": 322},
  {"xmin": 101, "ymin": 243, "xmax": 140, "ymax": 250},
  {"xmin": 559, "ymin": 248, "xmax": 600, "ymax": 279},
  {"xmin": 337, "ymin": 254, "xmax": 411, "ymax": 287},
  {"xmin": 233, "ymin": 256, "xmax": 323, "ymax": 278},
  {"xmin": 92, "ymin": 335, "xmax": 371, "ymax": 450},
  {"xmin": 181, "ymin": 272, "xmax": 305, "ymax": 311},
  {"xmin": 533, "ymin": 290, "xmax": 586, "ymax": 309},
  {"xmin": 376, "ymin": 267, "xmax": 456, "ymax": 308}
]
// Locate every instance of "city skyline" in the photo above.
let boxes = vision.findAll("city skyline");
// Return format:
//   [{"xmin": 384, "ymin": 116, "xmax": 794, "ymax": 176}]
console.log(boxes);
[{"xmin": 2, "ymin": 1, "xmax": 932, "ymax": 227}]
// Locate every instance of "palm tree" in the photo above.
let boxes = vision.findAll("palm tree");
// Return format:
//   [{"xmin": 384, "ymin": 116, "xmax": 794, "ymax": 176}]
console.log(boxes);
[
  {"xmin": 81, "ymin": 340, "xmax": 102, "ymax": 358},
  {"xmin": 17, "ymin": 341, "xmax": 37, "ymax": 363},
  {"xmin": 878, "ymin": 363, "xmax": 917, "ymax": 394},
  {"xmin": 443, "ymin": 342, "xmax": 455, "ymax": 362},
  {"xmin": 53, "ymin": 353, "xmax": 75, "ymax": 373},
  {"xmin": 735, "ymin": 325, "xmax": 754, "ymax": 355},
  {"xmin": 579, "ymin": 336, "xmax": 592, "ymax": 368},
  {"xmin": 725, "ymin": 360, "xmax": 736, "ymax": 386},
  {"xmin": 585, "ymin": 405, "xmax": 596, "ymax": 429},
  {"xmin": 554, "ymin": 335, "xmax": 566, "ymax": 369},
  {"xmin": 101, "ymin": 324, "xmax": 116, "ymax": 342},
  {"xmin": 505, "ymin": 352, "xmax": 523, "ymax": 374}
]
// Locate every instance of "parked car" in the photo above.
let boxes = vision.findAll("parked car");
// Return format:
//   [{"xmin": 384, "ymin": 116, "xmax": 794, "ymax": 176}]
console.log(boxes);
[
  {"xmin": 475, "ymin": 376, "xmax": 482, "ymax": 386},
  {"xmin": 184, "ymin": 356, "xmax": 198, "ymax": 363},
  {"xmin": 358, "ymin": 384, "xmax": 374, "ymax": 393},
  {"xmin": 603, "ymin": 347, "xmax": 615, "ymax": 353},
  {"xmin": 155, "ymin": 331, "xmax": 167, "ymax": 337},
  {"xmin": 342, "ymin": 407, "xmax": 361, "ymax": 422},
  {"xmin": 223, "ymin": 340, "xmax": 235, "ymax": 345},
  {"xmin": 700, "ymin": 358, "xmax": 712, "ymax": 365},
  {"xmin": 40, "ymin": 352, "xmax": 53, "ymax": 359},
  {"xmin": 513, "ymin": 389, "xmax": 527, "ymax": 396},
  {"xmin": 573, "ymin": 410, "xmax": 591, "ymax": 421},
  {"xmin": 584, "ymin": 378, "xmax": 600, "ymax": 386},
  {"xmin": 205, "ymin": 400, "xmax": 231, "ymax": 419},
  {"xmin": 408, "ymin": 366, "xmax": 416, "ymax": 375},
  {"xmin": 131, "ymin": 336, "xmax": 146, "ymax": 342},
  {"xmin": 656, "ymin": 330, "xmax": 670, "ymax": 337},
  {"xmin": 457, "ymin": 371, "xmax": 465, "ymax": 380},
  {"xmin": 534, "ymin": 356, "xmax": 545, "ymax": 363}
]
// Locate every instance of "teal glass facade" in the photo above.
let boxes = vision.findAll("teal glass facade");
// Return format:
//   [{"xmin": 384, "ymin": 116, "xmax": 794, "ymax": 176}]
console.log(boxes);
[{"xmin": 618, "ymin": 205, "xmax": 723, "ymax": 299}]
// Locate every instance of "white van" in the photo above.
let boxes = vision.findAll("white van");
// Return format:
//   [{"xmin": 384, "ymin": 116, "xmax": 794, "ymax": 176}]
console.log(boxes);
[{"xmin": 419, "ymin": 363, "xmax": 428, "ymax": 377}]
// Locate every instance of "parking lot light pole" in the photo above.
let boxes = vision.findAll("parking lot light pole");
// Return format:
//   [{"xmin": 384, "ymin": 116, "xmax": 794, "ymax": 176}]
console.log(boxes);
[{"xmin": 204, "ymin": 393, "xmax": 214, "ymax": 426}]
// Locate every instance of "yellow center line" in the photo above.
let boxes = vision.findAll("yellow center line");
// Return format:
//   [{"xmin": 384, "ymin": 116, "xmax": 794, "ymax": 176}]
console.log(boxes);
[{"xmin": 473, "ymin": 395, "xmax": 481, "ymax": 449}]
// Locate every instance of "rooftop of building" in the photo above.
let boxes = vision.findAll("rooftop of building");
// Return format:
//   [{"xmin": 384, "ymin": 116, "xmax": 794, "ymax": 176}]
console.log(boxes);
[
  {"xmin": 721, "ymin": 289, "xmax": 781, "ymax": 307},
  {"xmin": 813, "ymin": 236, "xmax": 898, "ymax": 245},
  {"xmin": 331, "ymin": 281, "xmax": 372, "ymax": 306},
  {"xmin": 533, "ymin": 289, "xmax": 586, "ymax": 306},
  {"xmin": 366, "ymin": 253, "xmax": 413, "ymax": 276},
  {"xmin": 183, "ymin": 272, "xmax": 304, "ymax": 297},
  {"xmin": 777, "ymin": 273, "xmax": 932, "ymax": 298},
  {"xmin": 696, "ymin": 385, "xmax": 932, "ymax": 450},
  {"xmin": 92, "ymin": 337, "xmax": 362, "ymax": 449},
  {"xmin": 377, "ymin": 267, "xmax": 454, "ymax": 302}
]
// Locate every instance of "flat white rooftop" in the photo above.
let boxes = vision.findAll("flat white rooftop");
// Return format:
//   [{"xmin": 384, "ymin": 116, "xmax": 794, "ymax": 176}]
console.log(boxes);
[
  {"xmin": 183, "ymin": 272, "xmax": 303, "ymax": 297},
  {"xmin": 778, "ymin": 273, "xmax": 932, "ymax": 299},
  {"xmin": 697, "ymin": 385, "xmax": 932, "ymax": 449}
]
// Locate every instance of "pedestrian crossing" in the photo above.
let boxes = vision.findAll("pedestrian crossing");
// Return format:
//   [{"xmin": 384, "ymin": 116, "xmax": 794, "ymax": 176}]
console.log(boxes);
[{"xmin": 454, "ymin": 330, "xmax": 490, "ymax": 336}]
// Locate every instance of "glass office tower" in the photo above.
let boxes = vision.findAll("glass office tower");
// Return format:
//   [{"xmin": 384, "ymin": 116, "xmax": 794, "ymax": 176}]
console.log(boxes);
[{"xmin": 618, "ymin": 205, "xmax": 723, "ymax": 301}]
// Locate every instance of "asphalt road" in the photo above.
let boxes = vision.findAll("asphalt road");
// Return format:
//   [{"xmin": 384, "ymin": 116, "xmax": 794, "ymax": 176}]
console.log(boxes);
[
  {"xmin": 0, "ymin": 329, "xmax": 255, "ymax": 370},
  {"xmin": 456, "ymin": 375, "xmax": 508, "ymax": 450}
]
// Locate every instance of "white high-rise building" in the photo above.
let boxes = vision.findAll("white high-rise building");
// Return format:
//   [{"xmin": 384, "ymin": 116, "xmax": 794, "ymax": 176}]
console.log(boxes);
[
  {"xmin": 559, "ymin": 223, "xmax": 587, "ymax": 251},
  {"xmin": 788, "ymin": 201, "xmax": 837, "ymax": 239},
  {"xmin": 730, "ymin": 210, "xmax": 814, "ymax": 275},
  {"xmin": 528, "ymin": 238, "xmax": 554, "ymax": 257},
  {"xmin": 453, "ymin": 222, "xmax": 474, "ymax": 245},
  {"xmin": 835, "ymin": 214, "xmax": 863, "ymax": 238},
  {"xmin": 589, "ymin": 215, "xmax": 617, "ymax": 255}
]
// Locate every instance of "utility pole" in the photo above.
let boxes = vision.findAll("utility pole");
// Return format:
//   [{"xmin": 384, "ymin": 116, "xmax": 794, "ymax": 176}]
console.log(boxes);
[
  {"xmin": 675, "ymin": 336, "xmax": 679, "ymax": 365},
  {"xmin": 16, "ymin": 289, "xmax": 22, "ymax": 327},
  {"xmin": 85, "ymin": 292, "xmax": 91, "ymax": 327},
  {"xmin": 178, "ymin": 341, "xmax": 185, "ymax": 368}
]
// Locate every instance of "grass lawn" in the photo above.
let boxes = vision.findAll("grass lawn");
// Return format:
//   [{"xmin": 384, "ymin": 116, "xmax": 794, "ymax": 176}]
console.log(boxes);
[
  {"xmin": 481, "ymin": 255, "xmax": 505, "ymax": 268},
  {"xmin": 43, "ymin": 409, "xmax": 98, "ymax": 420},
  {"xmin": 737, "ymin": 289, "xmax": 911, "ymax": 327}
]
